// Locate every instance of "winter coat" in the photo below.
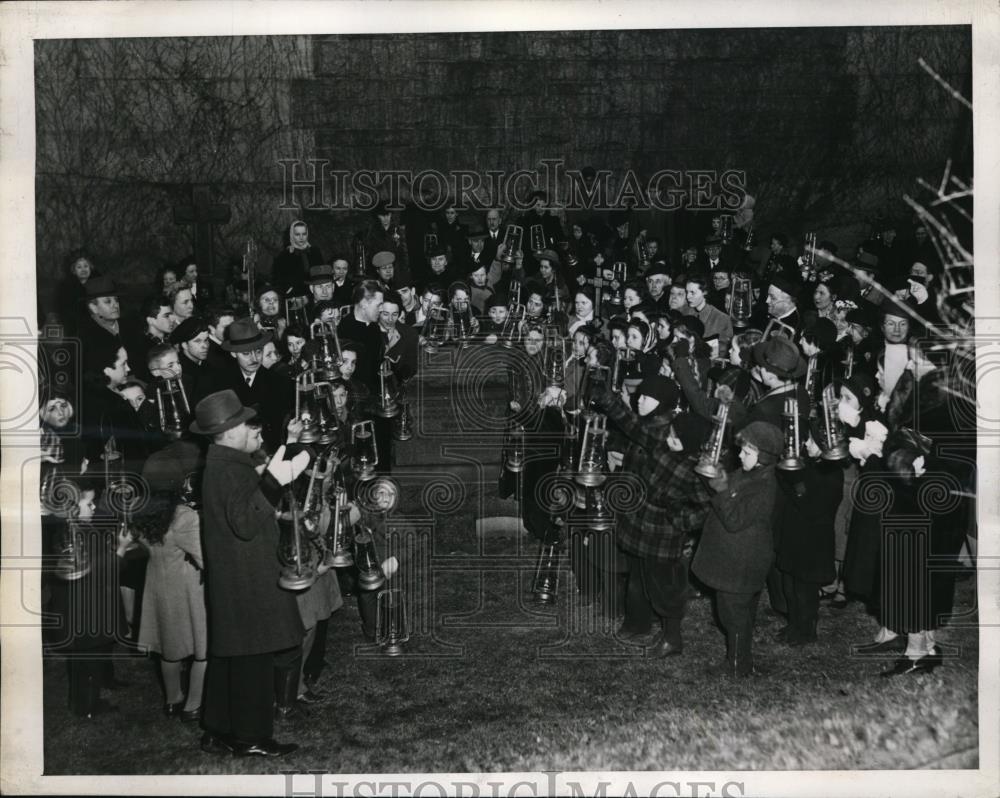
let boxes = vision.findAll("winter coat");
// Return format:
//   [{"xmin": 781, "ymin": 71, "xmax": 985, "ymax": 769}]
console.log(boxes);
[
  {"xmin": 774, "ymin": 459, "xmax": 843, "ymax": 584},
  {"xmin": 138, "ymin": 503, "xmax": 207, "ymax": 660},
  {"xmin": 692, "ymin": 465, "xmax": 778, "ymax": 593},
  {"xmin": 200, "ymin": 443, "xmax": 304, "ymax": 657},
  {"xmin": 601, "ymin": 399, "xmax": 713, "ymax": 561}
]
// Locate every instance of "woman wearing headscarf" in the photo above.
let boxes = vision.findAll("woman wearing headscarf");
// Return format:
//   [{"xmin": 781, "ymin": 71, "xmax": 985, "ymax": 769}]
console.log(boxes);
[{"xmin": 271, "ymin": 220, "xmax": 325, "ymax": 293}]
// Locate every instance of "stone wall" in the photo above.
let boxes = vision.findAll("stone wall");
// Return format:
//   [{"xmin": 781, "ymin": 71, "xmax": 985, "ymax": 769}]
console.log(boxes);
[{"xmin": 35, "ymin": 27, "xmax": 970, "ymax": 313}]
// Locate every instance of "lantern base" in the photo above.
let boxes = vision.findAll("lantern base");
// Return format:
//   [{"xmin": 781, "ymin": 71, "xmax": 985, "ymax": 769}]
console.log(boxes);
[
  {"xmin": 533, "ymin": 586, "xmax": 558, "ymax": 604},
  {"xmin": 382, "ymin": 641, "xmax": 406, "ymax": 657},
  {"xmin": 298, "ymin": 428, "xmax": 320, "ymax": 444},
  {"xmin": 694, "ymin": 461, "xmax": 723, "ymax": 479},
  {"xmin": 279, "ymin": 567, "xmax": 317, "ymax": 591},
  {"xmin": 777, "ymin": 457, "xmax": 806, "ymax": 471},
  {"xmin": 821, "ymin": 444, "xmax": 849, "ymax": 461},
  {"xmin": 393, "ymin": 429, "xmax": 413, "ymax": 442},
  {"xmin": 375, "ymin": 404, "xmax": 401, "ymax": 419},
  {"xmin": 574, "ymin": 472, "xmax": 607, "ymax": 488},
  {"xmin": 357, "ymin": 571, "xmax": 386, "ymax": 592},
  {"xmin": 325, "ymin": 551, "xmax": 354, "ymax": 569}
]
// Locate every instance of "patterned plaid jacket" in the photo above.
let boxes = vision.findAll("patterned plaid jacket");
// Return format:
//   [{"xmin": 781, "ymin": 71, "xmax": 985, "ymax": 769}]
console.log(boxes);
[{"xmin": 603, "ymin": 400, "xmax": 714, "ymax": 561}]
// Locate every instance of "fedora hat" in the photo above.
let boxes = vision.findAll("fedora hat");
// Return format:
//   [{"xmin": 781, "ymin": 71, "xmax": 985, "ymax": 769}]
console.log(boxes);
[
  {"xmin": 189, "ymin": 389, "xmax": 256, "ymax": 435},
  {"xmin": 222, "ymin": 317, "xmax": 273, "ymax": 352},
  {"xmin": 751, "ymin": 337, "xmax": 807, "ymax": 380},
  {"xmin": 538, "ymin": 249, "xmax": 561, "ymax": 265},
  {"xmin": 84, "ymin": 274, "xmax": 118, "ymax": 299},
  {"xmin": 372, "ymin": 251, "xmax": 396, "ymax": 269}
]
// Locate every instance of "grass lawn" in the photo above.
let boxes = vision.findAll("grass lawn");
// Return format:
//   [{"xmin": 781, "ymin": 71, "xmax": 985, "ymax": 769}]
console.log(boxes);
[{"xmin": 41, "ymin": 477, "xmax": 980, "ymax": 775}]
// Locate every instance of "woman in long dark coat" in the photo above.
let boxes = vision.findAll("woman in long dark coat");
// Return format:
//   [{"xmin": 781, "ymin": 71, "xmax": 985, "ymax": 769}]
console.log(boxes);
[
  {"xmin": 774, "ymin": 453, "xmax": 843, "ymax": 645},
  {"xmin": 840, "ymin": 372, "xmax": 890, "ymax": 618},
  {"xmin": 878, "ymin": 446, "xmax": 971, "ymax": 676}
]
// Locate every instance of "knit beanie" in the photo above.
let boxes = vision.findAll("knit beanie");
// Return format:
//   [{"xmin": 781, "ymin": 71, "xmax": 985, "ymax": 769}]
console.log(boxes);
[{"xmin": 738, "ymin": 421, "xmax": 784, "ymax": 465}]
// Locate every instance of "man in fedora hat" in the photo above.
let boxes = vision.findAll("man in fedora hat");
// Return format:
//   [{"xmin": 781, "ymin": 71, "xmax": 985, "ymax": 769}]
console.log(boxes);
[
  {"xmin": 464, "ymin": 225, "xmax": 490, "ymax": 272},
  {"xmin": 79, "ymin": 274, "xmax": 130, "ymax": 366},
  {"xmin": 193, "ymin": 389, "xmax": 309, "ymax": 758},
  {"xmin": 217, "ymin": 318, "xmax": 293, "ymax": 453}
]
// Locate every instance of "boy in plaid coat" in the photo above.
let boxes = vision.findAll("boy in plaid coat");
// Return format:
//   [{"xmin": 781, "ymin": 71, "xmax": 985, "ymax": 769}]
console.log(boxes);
[{"xmin": 593, "ymin": 375, "xmax": 714, "ymax": 657}]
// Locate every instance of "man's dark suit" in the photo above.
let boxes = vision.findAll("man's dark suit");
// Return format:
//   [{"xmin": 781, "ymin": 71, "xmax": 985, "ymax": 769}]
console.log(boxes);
[{"xmin": 216, "ymin": 363, "xmax": 293, "ymax": 453}]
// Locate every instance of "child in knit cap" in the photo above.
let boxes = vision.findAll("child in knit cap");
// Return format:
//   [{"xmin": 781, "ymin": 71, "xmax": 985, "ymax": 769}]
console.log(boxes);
[{"xmin": 692, "ymin": 421, "xmax": 784, "ymax": 677}]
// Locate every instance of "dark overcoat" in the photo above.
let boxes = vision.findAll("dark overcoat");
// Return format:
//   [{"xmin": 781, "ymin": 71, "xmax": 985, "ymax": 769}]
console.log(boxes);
[
  {"xmin": 200, "ymin": 443, "xmax": 304, "ymax": 657},
  {"xmin": 774, "ymin": 460, "xmax": 843, "ymax": 584},
  {"xmin": 691, "ymin": 464, "xmax": 778, "ymax": 594}
]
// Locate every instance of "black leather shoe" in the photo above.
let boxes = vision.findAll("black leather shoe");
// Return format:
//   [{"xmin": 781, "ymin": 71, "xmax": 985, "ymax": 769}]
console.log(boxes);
[
  {"xmin": 200, "ymin": 732, "xmax": 236, "ymax": 755},
  {"xmin": 180, "ymin": 708, "xmax": 201, "ymax": 723},
  {"xmin": 647, "ymin": 634, "xmax": 684, "ymax": 658},
  {"xmin": 163, "ymin": 702, "xmax": 184, "ymax": 718},
  {"xmin": 853, "ymin": 637, "xmax": 905, "ymax": 656},
  {"xmin": 234, "ymin": 739, "xmax": 299, "ymax": 758},
  {"xmin": 880, "ymin": 652, "xmax": 942, "ymax": 678}
]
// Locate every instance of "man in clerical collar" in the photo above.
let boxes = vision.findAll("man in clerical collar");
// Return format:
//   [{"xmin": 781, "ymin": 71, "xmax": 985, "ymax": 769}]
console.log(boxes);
[
  {"xmin": 643, "ymin": 263, "xmax": 672, "ymax": 312},
  {"xmin": 336, "ymin": 279, "xmax": 385, "ymax": 392},
  {"xmin": 761, "ymin": 275, "xmax": 802, "ymax": 335}
]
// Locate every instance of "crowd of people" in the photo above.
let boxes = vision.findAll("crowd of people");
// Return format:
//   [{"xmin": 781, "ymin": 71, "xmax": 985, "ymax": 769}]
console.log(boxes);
[{"xmin": 37, "ymin": 194, "xmax": 975, "ymax": 759}]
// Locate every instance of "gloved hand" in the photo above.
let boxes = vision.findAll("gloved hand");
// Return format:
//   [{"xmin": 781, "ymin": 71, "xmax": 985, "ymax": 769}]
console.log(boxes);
[{"xmin": 265, "ymin": 444, "xmax": 310, "ymax": 486}]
